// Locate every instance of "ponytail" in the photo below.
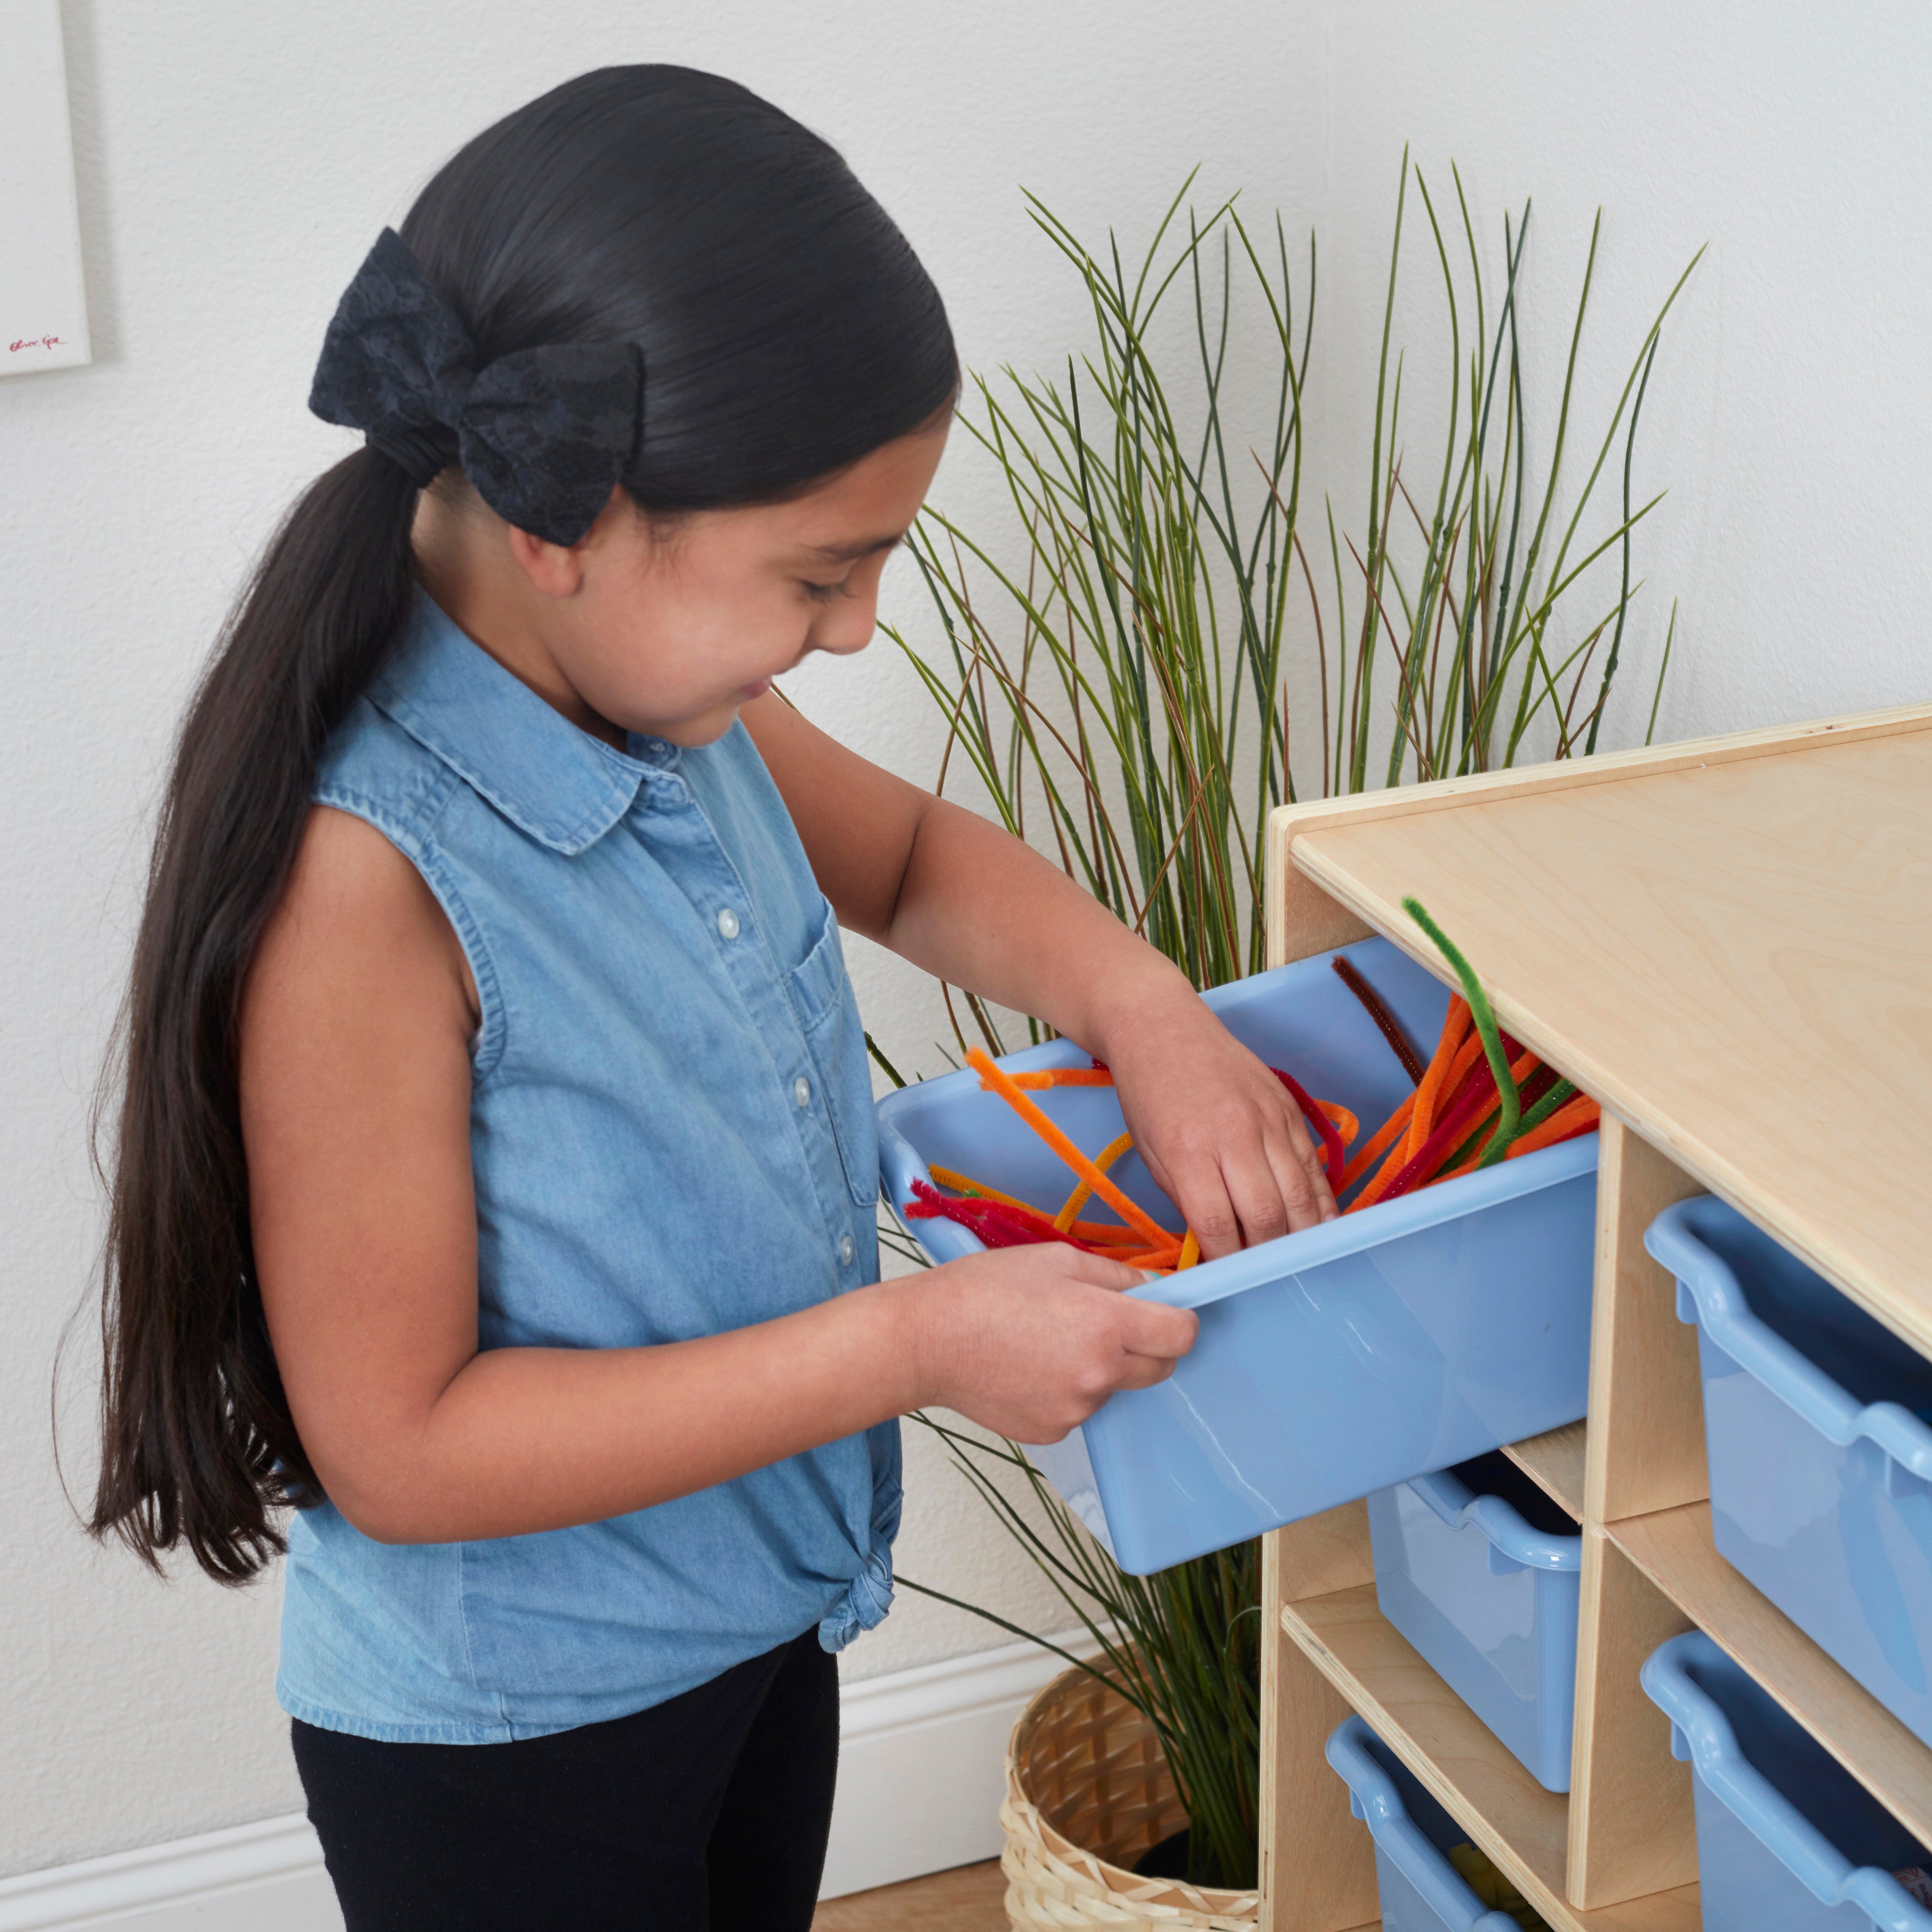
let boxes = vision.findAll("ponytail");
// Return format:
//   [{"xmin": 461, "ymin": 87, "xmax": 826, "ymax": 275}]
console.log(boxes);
[
  {"xmin": 89, "ymin": 63, "xmax": 955, "ymax": 1584},
  {"xmin": 92, "ymin": 449, "xmax": 416, "ymax": 1581}
]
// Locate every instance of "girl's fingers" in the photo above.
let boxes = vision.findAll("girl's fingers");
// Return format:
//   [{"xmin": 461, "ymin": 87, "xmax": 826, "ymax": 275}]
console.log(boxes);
[
  {"xmin": 1145, "ymin": 1136, "xmax": 1284, "ymax": 1262},
  {"xmin": 1269, "ymin": 1115, "xmax": 1338, "ymax": 1227},
  {"xmin": 1149, "ymin": 1151, "xmax": 1241, "ymax": 1261},
  {"xmin": 1191, "ymin": 1091, "xmax": 1331, "ymax": 1252},
  {"xmin": 1218, "ymin": 1141, "xmax": 1296, "ymax": 1250},
  {"xmin": 1112, "ymin": 1348, "xmax": 1187, "ymax": 1391},
  {"xmin": 1119, "ymin": 1298, "xmax": 1197, "ymax": 1362},
  {"xmin": 1123, "ymin": 1069, "xmax": 1340, "ymax": 1260},
  {"xmin": 1060, "ymin": 1250, "xmax": 1150, "ymax": 1294}
]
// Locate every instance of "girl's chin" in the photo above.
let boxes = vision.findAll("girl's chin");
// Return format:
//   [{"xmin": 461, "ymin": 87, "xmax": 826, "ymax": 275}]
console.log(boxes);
[{"xmin": 649, "ymin": 700, "xmax": 754, "ymax": 748}]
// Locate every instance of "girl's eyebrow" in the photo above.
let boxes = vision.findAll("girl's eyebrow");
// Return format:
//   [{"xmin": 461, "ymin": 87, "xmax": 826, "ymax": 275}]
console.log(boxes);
[{"xmin": 803, "ymin": 532, "xmax": 906, "ymax": 563}]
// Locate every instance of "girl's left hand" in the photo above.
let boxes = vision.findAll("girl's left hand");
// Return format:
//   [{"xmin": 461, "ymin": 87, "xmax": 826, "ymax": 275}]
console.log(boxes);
[
  {"xmin": 1099, "ymin": 989, "xmax": 1338, "ymax": 1261},
  {"xmin": 747, "ymin": 701, "xmax": 1339, "ymax": 1255}
]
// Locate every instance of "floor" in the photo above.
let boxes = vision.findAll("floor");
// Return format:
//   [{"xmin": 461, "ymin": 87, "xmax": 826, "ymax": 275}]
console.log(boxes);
[
  {"xmin": 812, "ymin": 1860, "xmax": 1007, "ymax": 1931},
  {"xmin": 811, "ymin": 1860, "xmax": 1380, "ymax": 1931}
]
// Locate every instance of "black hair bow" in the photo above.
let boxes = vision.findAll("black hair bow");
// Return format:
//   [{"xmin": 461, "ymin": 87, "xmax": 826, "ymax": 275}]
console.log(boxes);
[{"xmin": 309, "ymin": 228, "xmax": 643, "ymax": 547}]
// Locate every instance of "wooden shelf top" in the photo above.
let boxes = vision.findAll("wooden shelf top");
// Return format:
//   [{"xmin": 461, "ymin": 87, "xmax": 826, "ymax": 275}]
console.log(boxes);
[
  {"xmin": 1609, "ymin": 1500, "xmax": 1932, "ymax": 1845},
  {"xmin": 1269, "ymin": 704, "xmax": 1932, "ymax": 1352},
  {"xmin": 1502, "ymin": 1420, "xmax": 1589, "ymax": 1522},
  {"xmin": 1281, "ymin": 1584, "xmax": 1702, "ymax": 1932}
]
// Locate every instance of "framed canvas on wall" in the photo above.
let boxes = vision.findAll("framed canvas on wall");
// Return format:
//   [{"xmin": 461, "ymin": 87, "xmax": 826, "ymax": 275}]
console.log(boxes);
[{"xmin": 2, "ymin": 0, "xmax": 91, "ymax": 377}]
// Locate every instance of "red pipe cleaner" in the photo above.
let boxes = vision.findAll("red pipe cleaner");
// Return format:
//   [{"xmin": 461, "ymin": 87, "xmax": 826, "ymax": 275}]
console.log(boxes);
[
  {"xmin": 1372, "ymin": 1065, "xmax": 1504, "ymax": 1205},
  {"xmin": 1272, "ymin": 1067, "xmax": 1347, "ymax": 1193}
]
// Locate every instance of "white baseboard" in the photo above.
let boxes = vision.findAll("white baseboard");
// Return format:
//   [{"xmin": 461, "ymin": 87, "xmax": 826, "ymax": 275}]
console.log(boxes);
[
  {"xmin": 0, "ymin": 1632, "xmax": 1094, "ymax": 1926},
  {"xmin": 820, "ymin": 1629, "xmax": 1097, "ymax": 1898},
  {"xmin": 0, "ymin": 1817, "xmax": 340, "ymax": 1932}
]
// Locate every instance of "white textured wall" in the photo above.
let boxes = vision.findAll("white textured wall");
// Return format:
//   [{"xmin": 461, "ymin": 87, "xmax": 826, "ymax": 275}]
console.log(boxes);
[
  {"xmin": 5, "ymin": 0, "xmax": 1930, "ymax": 1883},
  {"xmin": 1305, "ymin": 1, "xmax": 1932, "ymax": 751},
  {"xmin": 0, "ymin": 0, "xmax": 1321, "ymax": 1879}
]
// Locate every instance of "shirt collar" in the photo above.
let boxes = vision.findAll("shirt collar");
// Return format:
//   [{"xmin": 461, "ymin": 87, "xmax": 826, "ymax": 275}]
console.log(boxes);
[{"xmin": 369, "ymin": 591, "xmax": 648, "ymax": 855}]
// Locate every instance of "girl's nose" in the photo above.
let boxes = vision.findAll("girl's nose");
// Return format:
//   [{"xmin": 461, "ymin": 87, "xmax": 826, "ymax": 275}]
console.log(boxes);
[{"xmin": 810, "ymin": 597, "xmax": 881, "ymax": 658}]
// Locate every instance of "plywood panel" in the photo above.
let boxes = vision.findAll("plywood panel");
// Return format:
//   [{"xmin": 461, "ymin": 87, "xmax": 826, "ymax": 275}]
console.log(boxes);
[
  {"xmin": 1274, "ymin": 1499, "xmax": 1376, "ymax": 1599},
  {"xmin": 1502, "ymin": 1421, "xmax": 1589, "ymax": 1522},
  {"xmin": 1264, "ymin": 809, "xmax": 1373, "ymax": 967},
  {"xmin": 1260, "ymin": 1524, "xmax": 1379, "ymax": 1932},
  {"xmin": 1585, "ymin": 1123, "xmax": 1709, "ymax": 1523},
  {"xmin": 1281, "ymin": 715, "xmax": 1932, "ymax": 1351},
  {"xmin": 1566, "ymin": 1530, "xmax": 1698, "ymax": 1909},
  {"xmin": 1267, "ymin": 704, "xmax": 1932, "ymax": 853},
  {"xmin": 1611, "ymin": 1503, "xmax": 1932, "ymax": 1846},
  {"xmin": 1564, "ymin": 1122, "xmax": 1705, "ymax": 1907},
  {"xmin": 1280, "ymin": 1588, "xmax": 1702, "ymax": 1932}
]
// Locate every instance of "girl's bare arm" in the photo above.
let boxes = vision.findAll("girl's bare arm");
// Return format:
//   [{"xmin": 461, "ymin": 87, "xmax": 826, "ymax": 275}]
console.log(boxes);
[
  {"xmin": 240, "ymin": 806, "xmax": 1194, "ymax": 1546},
  {"xmin": 745, "ymin": 693, "xmax": 1336, "ymax": 1258}
]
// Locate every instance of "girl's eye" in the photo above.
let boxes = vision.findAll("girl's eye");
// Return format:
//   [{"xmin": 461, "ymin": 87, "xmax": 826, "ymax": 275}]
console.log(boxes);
[{"xmin": 801, "ymin": 578, "xmax": 849, "ymax": 604}]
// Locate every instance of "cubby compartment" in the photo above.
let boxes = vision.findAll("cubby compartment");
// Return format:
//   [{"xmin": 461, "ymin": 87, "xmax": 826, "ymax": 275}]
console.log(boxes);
[
  {"xmin": 878, "ymin": 937, "xmax": 1599, "ymax": 1574},
  {"xmin": 1648, "ymin": 1196, "xmax": 1932, "ymax": 1748},
  {"xmin": 1369, "ymin": 1449, "xmax": 1583, "ymax": 1792},
  {"xmin": 1325, "ymin": 1713, "xmax": 1547, "ymax": 1930},
  {"xmin": 1642, "ymin": 1631, "xmax": 1932, "ymax": 1931}
]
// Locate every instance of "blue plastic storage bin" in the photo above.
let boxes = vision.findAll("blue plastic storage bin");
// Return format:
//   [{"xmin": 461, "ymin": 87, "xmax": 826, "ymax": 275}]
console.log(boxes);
[
  {"xmin": 1648, "ymin": 1197, "xmax": 1932, "ymax": 1750},
  {"xmin": 1369, "ymin": 1449, "xmax": 1583, "ymax": 1791},
  {"xmin": 1642, "ymin": 1631, "xmax": 1932, "ymax": 1932},
  {"xmin": 1324, "ymin": 1715, "xmax": 1527, "ymax": 1931},
  {"xmin": 877, "ymin": 935, "xmax": 1600, "ymax": 1575}
]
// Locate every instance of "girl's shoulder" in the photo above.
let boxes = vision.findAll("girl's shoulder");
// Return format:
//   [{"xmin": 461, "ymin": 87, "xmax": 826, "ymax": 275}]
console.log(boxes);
[{"xmin": 314, "ymin": 694, "xmax": 467, "ymax": 862}]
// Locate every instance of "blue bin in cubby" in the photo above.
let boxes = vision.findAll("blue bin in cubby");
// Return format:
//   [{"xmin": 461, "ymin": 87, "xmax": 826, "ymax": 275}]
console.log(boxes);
[
  {"xmin": 1648, "ymin": 1196, "xmax": 1932, "ymax": 1749},
  {"xmin": 877, "ymin": 937, "xmax": 1600, "ymax": 1575},
  {"xmin": 1642, "ymin": 1631, "xmax": 1932, "ymax": 1932},
  {"xmin": 1370, "ymin": 1449, "xmax": 1583, "ymax": 1791},
  {"xmin": 1324, "ymin": 1715, "xmax": 1527, "ymax": 1931}
]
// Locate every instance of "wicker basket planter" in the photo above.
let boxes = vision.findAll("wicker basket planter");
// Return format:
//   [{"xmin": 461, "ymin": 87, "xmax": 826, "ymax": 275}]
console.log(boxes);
[{"xmin": 1000, "ymin": 1663, "xmax": 1260, "ymax": 1930}]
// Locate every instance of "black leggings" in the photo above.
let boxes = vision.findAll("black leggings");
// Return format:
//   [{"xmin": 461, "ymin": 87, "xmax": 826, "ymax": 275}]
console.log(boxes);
[{"xmin": 293, "ymin": 1630, "xmax": 838, "ymax": 1931}]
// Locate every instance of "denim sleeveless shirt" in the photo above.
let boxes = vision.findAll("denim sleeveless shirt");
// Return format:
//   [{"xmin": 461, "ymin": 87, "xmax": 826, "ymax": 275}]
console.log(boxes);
[{"xmin": 277, "ymin": 592, "xmax": 896, "ymax": 1744}]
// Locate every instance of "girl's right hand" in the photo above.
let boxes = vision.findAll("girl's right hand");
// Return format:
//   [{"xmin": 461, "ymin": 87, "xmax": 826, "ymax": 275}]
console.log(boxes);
[{"xmin": 902, "ymin": 1246, "xmax": 1199, "ymax": 1443}]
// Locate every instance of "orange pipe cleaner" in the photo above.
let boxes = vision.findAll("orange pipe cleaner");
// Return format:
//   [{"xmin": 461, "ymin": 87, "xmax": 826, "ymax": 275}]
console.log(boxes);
[
  {"xmin": 1402, "ymin": 997, "xmax": 1473, "ymax": 1161},
  {"xmin": 1341, "ymin": 1093, "xmax": 1417, "ymax": 1192},
  {"xmin": 1054, "ymin": 1131, "xmax": 1135, "ymax": 1233},
  {"xmin": 966, "ymin": 1049, "xmax": 1171, "ymax": 1249},
  {"xmin": 1505, "ymin": 1096, "xmax": 1601, "ymax": 1159}
]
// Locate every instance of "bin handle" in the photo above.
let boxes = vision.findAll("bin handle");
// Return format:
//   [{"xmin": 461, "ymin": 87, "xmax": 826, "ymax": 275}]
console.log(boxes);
[
  {"xmin": 1647, "ymin": 1200, "xmax": 1932, "ymax": 1483},
  {"xmin": 1641, "ymin": 1634, "xmax": 1932, "ymax": 1932},
  {"xmin": 1406, "ymin": 1467, "xmax": 1583, "ymax": 1573},
  {"xmin": 1322, "ymin": 1717, "xmax": 1524, "ymax": 1932},
  {"xmin": 876, "ymin": 1119, "xmax": 984, "ymax": 1264}
]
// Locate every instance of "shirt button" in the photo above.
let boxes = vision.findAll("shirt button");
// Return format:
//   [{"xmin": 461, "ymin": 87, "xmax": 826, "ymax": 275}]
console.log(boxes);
[
  {"xmin": 715, "ymin": 907, "xmax": 740, "ymax": 941},
  {"xmin": 794, "ymin": 1076, "xmax": 812, "ymax": 1109},
  {"xmin": 838, "ymin": 1234, "xmax": 855, "ymax": 1267}
]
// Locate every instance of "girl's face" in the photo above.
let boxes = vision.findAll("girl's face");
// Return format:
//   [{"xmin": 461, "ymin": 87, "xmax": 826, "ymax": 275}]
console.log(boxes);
[{"xmin": 436, "ymin": 419, "xmax": 951, "ymax": 749}]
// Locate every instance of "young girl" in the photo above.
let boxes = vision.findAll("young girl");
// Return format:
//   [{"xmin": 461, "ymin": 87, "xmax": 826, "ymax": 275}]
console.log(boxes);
[{"xmin": 92, "ymin": 66, "xmax": 1334, "ymax": 1932}]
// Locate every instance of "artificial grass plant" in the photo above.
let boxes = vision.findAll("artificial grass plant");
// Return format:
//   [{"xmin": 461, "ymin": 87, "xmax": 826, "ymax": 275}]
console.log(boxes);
[{"xmin": 877, "ymin": 158, "xmax": 1694, "ymax": 1889}]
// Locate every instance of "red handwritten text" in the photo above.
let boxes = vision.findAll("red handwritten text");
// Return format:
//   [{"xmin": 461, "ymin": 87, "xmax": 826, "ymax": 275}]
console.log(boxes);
[{"xmin": 10, "ymin": 335, "xmax": 64, "ymax": 354}]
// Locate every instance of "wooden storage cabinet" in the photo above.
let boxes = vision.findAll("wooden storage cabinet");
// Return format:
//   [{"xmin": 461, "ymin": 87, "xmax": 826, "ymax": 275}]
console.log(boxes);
[{"xmin": 1254, "ymin": 704, "xmax": 1932, "ymax": 1932}]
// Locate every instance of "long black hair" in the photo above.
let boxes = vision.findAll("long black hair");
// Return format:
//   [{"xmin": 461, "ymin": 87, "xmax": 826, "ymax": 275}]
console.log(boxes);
[{"xmin": 90, "ymin": 66, "xmax": 956, "ymax": 1583}]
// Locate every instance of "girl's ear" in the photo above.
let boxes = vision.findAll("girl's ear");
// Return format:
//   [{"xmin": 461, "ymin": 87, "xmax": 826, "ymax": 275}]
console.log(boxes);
[
  {"xmin": 505, "ymin": 521, "xmax": 588, "ymax": 599},
  {"xmin": 504, "ymin": 483, "xmax": 631, "ymax": 598}
]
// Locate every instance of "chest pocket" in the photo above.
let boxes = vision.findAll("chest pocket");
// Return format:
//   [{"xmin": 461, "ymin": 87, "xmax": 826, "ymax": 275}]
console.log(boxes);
[{"xmin": 783, "ymin": 903, "xmax": 880, "ymax": 1208}]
